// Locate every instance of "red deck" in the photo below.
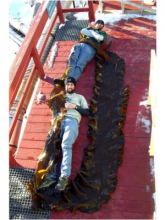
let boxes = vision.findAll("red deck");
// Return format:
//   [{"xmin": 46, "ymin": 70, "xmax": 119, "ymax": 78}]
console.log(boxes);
[{"xmin": 15, "ymin": 4, "xmax": 156, "ymax": 219}]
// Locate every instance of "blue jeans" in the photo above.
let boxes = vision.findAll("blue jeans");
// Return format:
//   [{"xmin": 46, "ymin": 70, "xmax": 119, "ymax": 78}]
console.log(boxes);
[
  {"xmin": 60, "ymin": 117, "xmax": 78, "ymax": 177},
  {"xmin": 65, "ymin": 43, "xmax": 96, "ymax": 80}
]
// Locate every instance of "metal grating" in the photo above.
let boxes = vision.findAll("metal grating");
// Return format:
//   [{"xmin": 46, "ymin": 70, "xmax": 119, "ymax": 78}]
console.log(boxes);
[
  {"xmin": 9, "ymin": 168, "xmax": 50, "ymax": 219},
  {"xmin": 55, "ymin": 20, "xmax": 88, "ymax": 41}
]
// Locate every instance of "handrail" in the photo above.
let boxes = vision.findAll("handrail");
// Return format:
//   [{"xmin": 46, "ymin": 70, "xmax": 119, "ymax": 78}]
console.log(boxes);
[
  {"xmin": 9, "ymin": 1, "xmax": 48, "ymax": 111},
  {"xmin": 148, "ymin": 49, "xmax": 156, "ymax": 156},
  {"xmin": 115, "ymin": 0, "xmax": 156, "ymax": 14},
  {"xmin": 9, "ymin": 0, "xmax": 95, "ymax": 146},
  {"xmin": 101, "ymin": 0, "xmax": 156, "ymax": 14}
]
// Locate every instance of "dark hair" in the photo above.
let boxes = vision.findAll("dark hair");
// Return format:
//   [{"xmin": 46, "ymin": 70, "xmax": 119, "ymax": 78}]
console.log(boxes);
[
  {"xmin": 96, "ymin": 19, "xmax": 104, "ymax": 27},
  {"xmin": 64, "ymin": 77, "xmax": 76, "ymax": 87}
]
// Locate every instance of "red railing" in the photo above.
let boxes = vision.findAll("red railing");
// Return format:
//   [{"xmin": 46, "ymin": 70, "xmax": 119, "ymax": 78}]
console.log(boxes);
[{"xmin": 9, "ymin": 0, "xmax": 95, "ymax": 166}]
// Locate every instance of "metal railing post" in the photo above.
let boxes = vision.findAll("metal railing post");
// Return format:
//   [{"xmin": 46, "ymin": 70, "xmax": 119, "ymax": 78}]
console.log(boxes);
[
  {"xmin": 121, "ymin": 0, "xmax": 125, "ymax": 14},
  {"xmin": 32, "ymin": 47, "xmax": 45, "ymax": 79},
  {"xmin": 57, "ymin": 0, "xmax": 65, "ymax": 24},
  {"xmin": 88, "ymin": 0, "xmax": 95, "ymax": 22}
]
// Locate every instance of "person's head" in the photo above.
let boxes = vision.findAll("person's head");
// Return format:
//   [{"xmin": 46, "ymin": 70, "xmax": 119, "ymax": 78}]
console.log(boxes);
[
  {"xmin": 95, "ymin": 20, "xmax": 104, "ymax": 30},
  {"xmin": 64, "ymin": 77, "xmax": 76, "ymax": 94}
]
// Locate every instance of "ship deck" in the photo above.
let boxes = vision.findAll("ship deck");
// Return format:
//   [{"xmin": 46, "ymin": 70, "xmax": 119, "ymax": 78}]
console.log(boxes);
[{"xmin": 10, "ymin": 1, "xmax": 156, "ymax": 219}]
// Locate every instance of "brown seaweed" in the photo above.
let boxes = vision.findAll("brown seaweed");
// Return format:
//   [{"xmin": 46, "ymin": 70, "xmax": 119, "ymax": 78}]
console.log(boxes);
[{"xmin": 27, "ymin": 51, "xmax": 129, "ymax": 213}]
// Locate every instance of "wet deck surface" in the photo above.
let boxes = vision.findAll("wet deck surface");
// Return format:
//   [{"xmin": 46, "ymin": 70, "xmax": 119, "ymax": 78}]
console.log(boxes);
[{"xmin": 15, "ymin": 3, "xmax": 156, "ymax": 219}]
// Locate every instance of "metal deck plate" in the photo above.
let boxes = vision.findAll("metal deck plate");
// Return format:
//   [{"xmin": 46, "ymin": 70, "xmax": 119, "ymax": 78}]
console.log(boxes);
[
  {"xmin": 55, "ymin": 20, "xmax": 88, "ymax": 41},
  {"xmin": 9, "ymin": 168, "xmax": 50, "ymax": 219}
]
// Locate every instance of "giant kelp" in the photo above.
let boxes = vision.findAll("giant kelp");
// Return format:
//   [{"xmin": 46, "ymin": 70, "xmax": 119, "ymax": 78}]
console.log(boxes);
[{"xmin": 27, "ymin": 50, "xmax": 129, "ymax": 212}]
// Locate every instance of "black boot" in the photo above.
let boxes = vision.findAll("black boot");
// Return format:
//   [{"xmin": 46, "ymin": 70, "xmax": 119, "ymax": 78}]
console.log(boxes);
[{"xmin": 55, "ymin": 176, "xmax": 68, "ymax": 191}]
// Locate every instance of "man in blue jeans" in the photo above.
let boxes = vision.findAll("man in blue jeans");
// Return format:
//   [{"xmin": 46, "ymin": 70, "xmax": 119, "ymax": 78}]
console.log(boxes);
[
  {"xmin": 54, "ymin": 19, "xmax": 107, "ymax": 83},
  {"xmin": 55, "ymin": 76, "xmax": 90, "ymax": 191}
]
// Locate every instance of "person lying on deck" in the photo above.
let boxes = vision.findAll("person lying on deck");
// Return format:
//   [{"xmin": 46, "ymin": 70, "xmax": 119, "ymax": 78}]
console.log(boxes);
[
  {"xmin": 55, "ymin": 76, "xmax": 90, "ymax": 191},
  {"xmin": 54, "ymin": 19, "xmax": 107, "ymax": 84}
]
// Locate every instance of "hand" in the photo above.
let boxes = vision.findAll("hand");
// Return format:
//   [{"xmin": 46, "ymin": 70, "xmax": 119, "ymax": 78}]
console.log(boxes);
[{"xmin": 65, "ymin": 103, "xmax": 76, "ymax": 109}]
